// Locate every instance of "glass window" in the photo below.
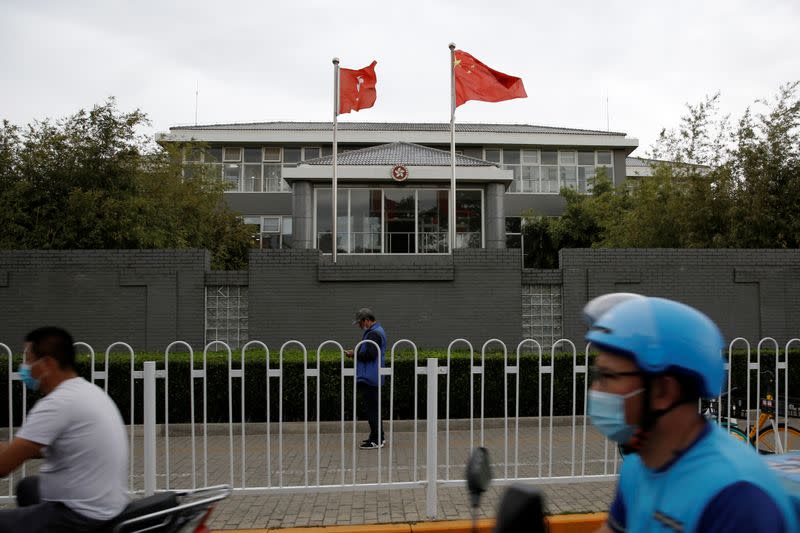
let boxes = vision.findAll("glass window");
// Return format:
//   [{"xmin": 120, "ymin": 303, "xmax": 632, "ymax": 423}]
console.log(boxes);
[
  {"xmin": 223, "ymin": 147, "xmax": 242, "ymax": 162},
  {"xmin": 263, "ymin": 147, "xmax": 281, "ymax": 161},
  {"xmin": 541, "ymin": 150, "xmax": 558, "ymax": 165},
  {"xmin": 224, "ymin": 163, "xmax": 241, "ymax": 190},
  {"xmin": 578, "ymin": 151, "xmax": 594, "ymax": 165},
  {"xmin": 284, "ymin": 148, "xmax": 302, "ymax": 164},
  {"xmin": 559, "ymin": 151, "xmax": 576, "ymax": 165},
  {"xmin": 320, "ymin": 146, "xmax": 333, "ymax": 157},
  {"xmin": 281, "ymin": 217, "xmax": 293, "ymax": 249},
  {"xmin": 263, "ymin": 164, "xmax": 281, "ymax": 191},
  {"xmin": 597, "ymin": 151, "xmax": 612, "ymax": 165},
  {"xmin": 522, "ymin": 166, "xmax": 540, "ymax": 193},
  {"xmin": 462, "ymin": 147, "xmax": 483, "ymax": 159},
  {"xmin": 206, "ymin": 148, "xmax": 223, "ymax": 163},
  {"xmin": 243, "ymin": 148, "xmax": 261, "ymax": 163},
  {"xmin": 456, "ymin": 190, "xmax": 482, "ymax": 249},
  {"xmin": 505, "ymin": 216, "xmax": 521, "ymax": 233},
  {"xmin": 542, "ymin": 166, "xmax": 559, "ymax": 193},
  {"xmin": 262, "ymin": 217, "xmax": 280, "ymax": 233},
  {"xmin": 578, "ymin": 166, "xmax": 596, "ymax": 193},
  {"xmin": 560, "ymin": 166, "xmax": 578, "ymax": 190},
  {"xmin": 503, "ymin": 149, "xmax": 521, "ymax": 165},
  {"xmin": 316, "ymin": 189, "xmax": 347, "ymax": 252},
  {"xmin": 242, "ymin": 164, "xmax": 262, "ymax": 192},
  {"xmin": 384, "ymin": 189, "xmax": 416, "ymax": 253},
  {"xmin": 522, "ymin": 150, "xmax": 539, "ymax": 165},
  {"xmin": 303, "ymin": 147, "xmax": 321, "ymax": 160},
  {"xmin": 418, "ymin": 190, "xmax": 449, "ymax": 253},
  {"xmin": 485, "ymin": 149, "xmax": 501, "ymax": 163},
  {"xmin": 350, "ymin": 190, "xmax": 382, "ymax": 253}
]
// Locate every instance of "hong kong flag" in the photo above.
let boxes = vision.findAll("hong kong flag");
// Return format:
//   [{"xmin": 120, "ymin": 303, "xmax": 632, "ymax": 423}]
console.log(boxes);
[
  {"xmin": 454, "ymin": 50, "xmax": 526, "ymax": 107},
  {"xmin": 339, "ymin": 60, "xmax": 377, "ymax": 115}
]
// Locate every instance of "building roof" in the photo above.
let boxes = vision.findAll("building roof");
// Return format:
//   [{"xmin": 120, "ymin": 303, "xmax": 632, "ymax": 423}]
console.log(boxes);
[
  {"xmin": 170, "ymin": 121, "xmax": 627, "ymax": 136},
  {"xmin": 301, "ymin": 142, "xmax": 495, "ymax": 167},
  {"xmin": 626, "ymin": 156, "xmax": 653, "ymax": 167}
]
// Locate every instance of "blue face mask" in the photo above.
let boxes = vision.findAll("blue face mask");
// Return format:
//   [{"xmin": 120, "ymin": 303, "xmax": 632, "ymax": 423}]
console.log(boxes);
[
  {"xmin": 588, "ymin": 388, "xmax": 643, "ymax": 443},
  {"xmin": 19, "ymin": 363, "xmax": 40, "ymax": 392}
]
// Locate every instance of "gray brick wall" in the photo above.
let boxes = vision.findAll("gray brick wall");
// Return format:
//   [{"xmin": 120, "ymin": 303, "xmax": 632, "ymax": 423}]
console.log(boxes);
[
  {"xmin": 559, "ymin": 248, "xmax": 800, "ymax": 344},
  {"xmin": 248, "ymin": 249, "xmax": 522, "ymax": 349},
  {"xmin": 0, "ymin": 250, "xmax": 209, "ymax": 351}
]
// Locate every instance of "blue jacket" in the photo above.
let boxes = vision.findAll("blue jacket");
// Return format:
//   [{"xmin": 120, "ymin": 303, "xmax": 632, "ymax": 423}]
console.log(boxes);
[
  {"xmin": 356, "ymin": 322, "xmax": 386, "ymax": 387},
  {"xmin": 610, "ymin": 422, "xmax": 798, "ymax": 532}
]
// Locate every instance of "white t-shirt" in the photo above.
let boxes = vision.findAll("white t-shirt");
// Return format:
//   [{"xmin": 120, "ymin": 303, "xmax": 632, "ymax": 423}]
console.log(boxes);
[{"xmin": 17, "ymin": 377, "xmax": 129, "ymax": 520}]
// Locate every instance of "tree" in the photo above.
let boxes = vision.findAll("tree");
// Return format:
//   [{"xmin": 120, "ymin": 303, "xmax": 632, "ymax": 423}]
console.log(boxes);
[
  {"xmin": 519, "ymin": 82, "xmax": 799, "ymax": 264},
  {"xmin": 0, "ymin": 99, "xmax": 252, "ymax": 269}
]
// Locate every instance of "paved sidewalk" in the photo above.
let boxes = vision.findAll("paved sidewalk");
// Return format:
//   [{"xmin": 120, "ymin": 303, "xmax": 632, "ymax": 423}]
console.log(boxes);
[{"xmin": 1, "ymin": 420, "xmax": 620, "ymax": 530}]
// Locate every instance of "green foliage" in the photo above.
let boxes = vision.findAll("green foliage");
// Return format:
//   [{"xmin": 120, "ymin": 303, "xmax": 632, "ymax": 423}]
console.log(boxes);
[
  {"xmin": 3, "ymin": 349, "xmax": 798, "ymax": 427},
  {"xmin": 521, "ymin": 82, "xmax": 800, "ymax": 265},
  {"xmin": 0, "ymin": 99, "xmax": 251, "ymax": 269}
]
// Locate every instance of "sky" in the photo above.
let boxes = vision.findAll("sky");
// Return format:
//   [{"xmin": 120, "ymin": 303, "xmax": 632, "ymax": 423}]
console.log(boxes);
[{"xmin": 2, "ymin": 0, "xmax": 798, "ymax": 155}]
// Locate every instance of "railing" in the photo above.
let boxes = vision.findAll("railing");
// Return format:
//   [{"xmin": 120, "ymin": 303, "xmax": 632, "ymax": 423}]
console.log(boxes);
[{"xmin": 2, "ymin": 336, "xmax": 797, "ymax": 519}]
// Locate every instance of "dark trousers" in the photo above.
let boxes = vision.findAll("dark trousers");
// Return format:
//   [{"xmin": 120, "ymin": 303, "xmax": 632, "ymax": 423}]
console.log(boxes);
[
  {"xmin": 358, "ymin": 382, "xmax": 384, "ymax": 443},
  {"xmin": 0, "ymin": 476, "xmax": 108, "ymax": 533}
]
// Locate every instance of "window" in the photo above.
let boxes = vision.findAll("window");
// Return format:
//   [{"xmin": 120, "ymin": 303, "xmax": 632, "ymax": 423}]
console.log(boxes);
[
  {"xmin": 461, "ymin": 147, "xmax": 483, "ymax": 159},
  {"xmin": 303, "ymin": 147, "xmax": 321, "ymax": 160},
  {"xmin": 506, "ymin": 217, "xmax": 522, "ymax": 249},
  {"xmin": 483, "ymin": 148, "xmax": 614, "ymax": 194},
  {"xmin": 223, "ymin": 148, "xmax": 242, "ymax": 162},
  {"xmin": 263, "ymin": 147, "xmax": 281, "ymax": 162},
  {"xmin": 283, "ymin": 148, "xmax": 302, "ymax": 164},
  {"xmin": 315, "ymin": 188, "xmax": 482, "ymax": 254},
  {"xmin": 243, "ymin": 215, "xmax": 293, "ymax": 249}
]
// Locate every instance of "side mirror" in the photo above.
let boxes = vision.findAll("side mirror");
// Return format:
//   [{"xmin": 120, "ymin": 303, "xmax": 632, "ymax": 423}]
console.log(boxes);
[
  {"xmin": 494, "ymin": 484, "xmax": 546, "ymax": 533},
  {"xmin": 466, "ymin": 447, "xmax": 491, "ymax": 508}
]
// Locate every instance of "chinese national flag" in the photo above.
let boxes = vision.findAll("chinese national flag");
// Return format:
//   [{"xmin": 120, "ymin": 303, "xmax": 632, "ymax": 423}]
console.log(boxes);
[
  {"xmin": 339, "ymin": 61, "xmax": 377, "ymax": 115},
  {"xmin": 454, "ymin": 50, "xmax": 526, "ymax": 108}
]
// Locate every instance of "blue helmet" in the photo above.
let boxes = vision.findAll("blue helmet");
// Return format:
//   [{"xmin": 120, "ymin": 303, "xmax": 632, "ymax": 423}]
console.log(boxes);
[{"xmin": 584, "ymin": 295, "xmax": 725, "ymax": 399}]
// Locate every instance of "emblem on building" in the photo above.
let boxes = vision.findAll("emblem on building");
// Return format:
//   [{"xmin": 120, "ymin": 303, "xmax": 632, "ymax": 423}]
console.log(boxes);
[{"xmin": 391, "ymin": 164, "xmax": 409, "ymax": 182}]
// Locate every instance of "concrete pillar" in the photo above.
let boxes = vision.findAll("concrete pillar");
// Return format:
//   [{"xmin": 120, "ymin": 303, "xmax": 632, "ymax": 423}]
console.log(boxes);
[
  {"xmin": 292, "ymin": 181, "xmax": 314, "ymax": 249},
  {"xmin": 485, "ymin": 182, "xmax": 506, "ymax": 249}
]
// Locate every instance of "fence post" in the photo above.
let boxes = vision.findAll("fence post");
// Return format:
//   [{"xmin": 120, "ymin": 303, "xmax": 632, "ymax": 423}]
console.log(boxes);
[
  {"xmin": 143, "ymin": 361, "xmax": 157, "ymax": 496},
  {"xmin": 426, "ymin": 357, "xmax": 439, "ymax": 519}
]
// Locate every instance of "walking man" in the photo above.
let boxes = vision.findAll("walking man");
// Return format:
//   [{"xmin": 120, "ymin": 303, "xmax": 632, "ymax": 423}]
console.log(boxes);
[{"xmin": 345, "ymin": 308, "xmax": 387, "ymax": 450}]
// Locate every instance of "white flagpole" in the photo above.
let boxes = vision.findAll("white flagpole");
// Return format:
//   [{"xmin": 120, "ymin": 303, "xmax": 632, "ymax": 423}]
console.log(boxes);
[
  {"xmin": 448, "ymin": 43, "xmax": 457, "ymax": 254},
  {"xmin": 332, "ymin": 58, "xmax": 340, "ymax": 263}
]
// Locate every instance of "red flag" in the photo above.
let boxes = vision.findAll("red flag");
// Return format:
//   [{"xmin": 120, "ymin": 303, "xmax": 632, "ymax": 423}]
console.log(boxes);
[
  {"xmin": 454, "ymin": 50, "xmax": 526, "ymax": 108},
  {"xmin": 339, "ymin": 61, "xmax": 377, "ymax": 115}
]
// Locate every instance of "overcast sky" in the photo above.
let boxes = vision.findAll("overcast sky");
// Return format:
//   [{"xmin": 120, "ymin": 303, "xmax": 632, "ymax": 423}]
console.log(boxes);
[{"xmin": 2, "ymin": 0, "xmax": 798, "ymax": 154}]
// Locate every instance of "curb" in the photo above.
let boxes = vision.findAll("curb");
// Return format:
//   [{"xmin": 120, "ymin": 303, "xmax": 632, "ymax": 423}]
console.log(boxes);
[{"xmin": 212, "ymin": 513, "xmax": 607, "ymax": 533}]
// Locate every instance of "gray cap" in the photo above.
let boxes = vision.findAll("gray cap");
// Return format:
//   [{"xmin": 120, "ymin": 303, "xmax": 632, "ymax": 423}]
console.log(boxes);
[{"xmin": 352, "ymin": 307, "xmax": 376, "ymax": 324}]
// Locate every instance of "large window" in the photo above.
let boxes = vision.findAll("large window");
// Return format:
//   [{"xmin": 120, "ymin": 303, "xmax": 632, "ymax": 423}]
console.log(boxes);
[
  {"xmin": 315, "ymin": 188, "xmax": 482, "ymax": 254},
  {"xmin": 184, "ymin": 146, "xmax": 321, "ymax": 192},
  {"xmin": 488, "ymin": 148, "xmax": 613, "ymax": 194},
  {"xmin": 243, "ymin": 215, "xmax": 293, "ymax": 249}
]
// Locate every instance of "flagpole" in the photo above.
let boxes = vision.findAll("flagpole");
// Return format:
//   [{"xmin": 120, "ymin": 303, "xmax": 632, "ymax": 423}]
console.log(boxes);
[
  {"xmin": 332, "ymin": 58, "xmax": 340, "ymax": 263},
  {"xmin": 448, "ymin": 43, "xmax": 456, "ymax": 254}
]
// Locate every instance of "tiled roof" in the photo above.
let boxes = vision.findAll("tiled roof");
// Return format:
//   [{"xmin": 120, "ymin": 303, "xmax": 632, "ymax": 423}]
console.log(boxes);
[
  {"xmin": 302, "ymin": 142, "xmax": 495, "ymax": 167},
  {"xmin": 170, "ymin": 121, "xmax": 626, "ymax": 136}
]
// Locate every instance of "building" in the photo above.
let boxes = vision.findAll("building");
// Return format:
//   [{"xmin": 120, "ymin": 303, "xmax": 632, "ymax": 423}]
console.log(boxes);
[{"xmin": 158, "ymin": 122, "xmax": 638, "ymax": 254}]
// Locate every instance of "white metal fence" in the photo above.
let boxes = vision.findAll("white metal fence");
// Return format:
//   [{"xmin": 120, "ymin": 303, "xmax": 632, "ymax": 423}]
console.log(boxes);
[{"xmin": 2, "ymin": 336, "xmax": 798, "ymax": 518}]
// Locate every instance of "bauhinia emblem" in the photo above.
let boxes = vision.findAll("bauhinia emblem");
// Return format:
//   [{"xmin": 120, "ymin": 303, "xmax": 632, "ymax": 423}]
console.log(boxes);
[{"xmin": 391, "ymin": 164, "xmax": 409, "ymax": 182}]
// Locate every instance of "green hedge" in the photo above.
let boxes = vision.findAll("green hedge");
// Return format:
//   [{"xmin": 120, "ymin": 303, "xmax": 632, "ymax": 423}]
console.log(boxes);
[{"xmin": 2, "ymin": 349, "xmax": 799, "ymax": 426}]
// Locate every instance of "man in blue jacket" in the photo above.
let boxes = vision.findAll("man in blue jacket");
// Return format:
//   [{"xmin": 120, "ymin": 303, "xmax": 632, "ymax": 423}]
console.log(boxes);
[
  {"xmin": 584, "ymin": 294, "xmax": 798, "ymax": 533},
  {"xmin": 345, "ymin": 307, "xmax": 387, "ymax": 450}
]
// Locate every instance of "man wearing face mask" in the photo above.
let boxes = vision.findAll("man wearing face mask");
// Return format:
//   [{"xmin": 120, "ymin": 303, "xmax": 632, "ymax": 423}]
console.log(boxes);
[
  {"xmin": 584, "ymin": 294, "xmax": 798, "ymax": 533},
  {"xmin": 585, "ymin": 294, "xmax": 798, "ymax": 533},
  {"xmin": 344, "ymin": 307, "xmax": 387, "ymax": 450},
  {"xmin": 0, "ymin": 327, "xmax": 128, "ymax": 532}
]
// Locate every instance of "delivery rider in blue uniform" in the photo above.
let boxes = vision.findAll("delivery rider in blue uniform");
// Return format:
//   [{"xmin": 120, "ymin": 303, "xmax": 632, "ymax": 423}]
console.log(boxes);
[{"xmin": 584, "ymin": 294, "xmax": 798, "ymax": 533}]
